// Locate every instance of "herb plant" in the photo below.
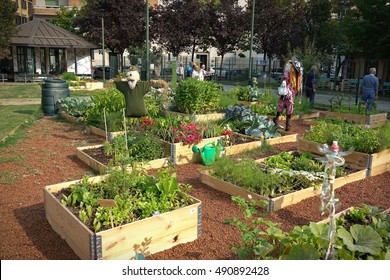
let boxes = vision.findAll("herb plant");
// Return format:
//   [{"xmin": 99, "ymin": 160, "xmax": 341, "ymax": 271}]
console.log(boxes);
[
  {"xmin": 173, "ymin": 79, "xmax": 223, "ymax": 114},
  {"xmin": 303, "ymin": 122, "xmax": 382, "ymax": 153},
  {"xmin": 60, "ymin": 167, "xmax": 194, "ymax": 232}
]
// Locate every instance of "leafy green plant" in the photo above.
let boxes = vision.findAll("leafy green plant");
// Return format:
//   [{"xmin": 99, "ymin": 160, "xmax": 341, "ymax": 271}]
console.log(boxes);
[
  {"xmin": 173, "ymin": 79, "xmax": 223, "ymax": 114},
  {"xmin": 57, "ymin": 96, "xmax": 94, "ymax": 117},
  {"xmin": 60, "ymin": 167, "xmax": 194, "ymax": 233},
  {"xmin": 303, "ymin": 122, "xmax": 382, "ymax": 153},
  {"xmin": 103, "ymin": 132, "xmax": 166, "ymax": 166},
  {"xmin": 85, "ymin": 86, "xmax": 125, "ymax": 128},
  {"xmin": 61, "ymin": 72, "xmax": 79, "ymax": 82},
  {"xmin": 208, "ymin": 157, "xmax": 321, "ymax": 197},
  {"xmin": 226, "ymin": 198, "xmax": 390, "ymax": 260}
]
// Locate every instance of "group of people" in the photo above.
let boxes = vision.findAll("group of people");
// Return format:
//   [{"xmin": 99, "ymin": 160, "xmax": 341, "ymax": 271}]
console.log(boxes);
[
  {"xmin": 176, "ymin": 62, "xmax": 213, "ymax": 81},
  {"xmin": 274, "ymin": 61, "xmax": 379, "ymax": 131}
]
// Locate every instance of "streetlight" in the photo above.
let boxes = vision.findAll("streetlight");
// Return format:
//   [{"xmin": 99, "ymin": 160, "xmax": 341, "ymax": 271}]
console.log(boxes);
[{"xmin": 248, "ymin": 0, "xmax": 255, "ymax": 85}]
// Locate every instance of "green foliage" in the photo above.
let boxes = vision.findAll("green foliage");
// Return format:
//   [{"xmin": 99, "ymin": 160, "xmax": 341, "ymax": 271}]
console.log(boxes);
[
  {"xmin": 103, "ymin": 132, "xmax": 166, "ymax": 166},
  {"xmin": 85, "ymin": 86, "xmax": 125, "ymax": 129},
  {"xmin": 144, "ymin": 88, "xmax": 167, "ymax": 117},
  {"xmin": 378, "ymin": 122, "xmax": 390, "ymax": 151},
  {"xmin": 264, "ymin": 151, "xmax": 347, "ymax": 178},
  {"xmin": 219, "ymin": 89, "xmax": 238, "ymax": 108},
  {"xmin": 173, "ymin": 79, "xmax": 223, "ymax": 114},
  {"xmin": 0, "ymin": 0, "xmax": 17, "ymax": 59},
  {"xmin": 61, "ymin": 72, "xmax": 79, "ymax": 82},
  {"xmin": 208, "ymin": 156, "xmax": 321, "ymax": 198},
  {"xmin": 57, "ymin": 96, "xmax": 94, "ymax": 117},
  {"xmin": 226, "ymin": 199, "xmax": 390, "ymax": 260},
  {"xmin": 303, "ymin": 122, "xmax": 382, "ymax": 153},
  {"xmin": 60, "ymin": 168, "xmax": 194, "ymax": 233}
]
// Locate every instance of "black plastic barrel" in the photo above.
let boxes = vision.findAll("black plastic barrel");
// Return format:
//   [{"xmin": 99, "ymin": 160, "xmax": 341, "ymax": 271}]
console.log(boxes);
[{"xmin": 41, "ymin": 78, "xmax": 70, "ymax": 116}]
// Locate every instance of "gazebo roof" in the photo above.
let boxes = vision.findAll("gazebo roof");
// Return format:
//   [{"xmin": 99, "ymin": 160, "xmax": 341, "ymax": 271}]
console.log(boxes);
[{"xmin": 11, "ymin": 19, "xmax": 97, "ymax": 49}]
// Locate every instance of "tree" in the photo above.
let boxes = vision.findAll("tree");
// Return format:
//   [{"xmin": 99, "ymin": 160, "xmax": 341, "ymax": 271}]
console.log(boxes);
[
  {"xmin": 151, "ymin": 0, "xmax": 194, "ymax": 57},
  {"xmin": 345, "ymin": 0, "xmax": 390, "ymax": 59},
  {"xmin": 243, "ymin": 0, "xmax": 304, "ymax": 70},
  {"xmin": 75, "ymin": 0, "xmax": 146, "ymax": 66},
  {"xmin": 0, "ymin": 0, "xmax": 18, "ymax": 59},
  {"xmin": 49, "ymin": 6, "xmax": 80, "ymax": 34},
  {"xmin": 204, "ymin": 0, "xmax": 247, "ymax": 70}
]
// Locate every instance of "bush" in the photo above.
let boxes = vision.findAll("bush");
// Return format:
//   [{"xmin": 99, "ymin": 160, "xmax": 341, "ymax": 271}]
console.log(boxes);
[
  {"xmin": 173, "ymin": 79, "xmax": 223, "ymax": 114},
  {"xmin": 85, "ymin": 86, "xmax": 125, "ymax": 129}
]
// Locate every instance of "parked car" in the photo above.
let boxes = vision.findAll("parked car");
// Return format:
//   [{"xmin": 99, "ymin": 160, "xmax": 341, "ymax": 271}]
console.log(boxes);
[
  {"xmin": 92, "ymin": 66, "xmax": 112, "ymax": 79},
  {"xmin": 212, "ymin": 67, "xmax": 228, "ymax": 78},
  {"xmin": 271, "ymin": 67, "xmax": 284, "ymax": 80}
]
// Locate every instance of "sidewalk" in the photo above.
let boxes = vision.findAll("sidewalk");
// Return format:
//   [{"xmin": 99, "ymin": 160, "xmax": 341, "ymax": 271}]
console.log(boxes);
[
  {"xmin": 0, "ymin": 98, "xmax": 41, "ymax": 105},
  {"xmin": 222, "ymin": 84, "xmax": 390, "ymax": 113}
]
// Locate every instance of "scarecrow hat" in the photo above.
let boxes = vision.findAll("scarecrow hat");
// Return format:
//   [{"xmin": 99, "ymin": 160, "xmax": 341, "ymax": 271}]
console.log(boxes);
[{"xmin": 126, "ymin": 66, "xmax": 140, "ymax": 81}]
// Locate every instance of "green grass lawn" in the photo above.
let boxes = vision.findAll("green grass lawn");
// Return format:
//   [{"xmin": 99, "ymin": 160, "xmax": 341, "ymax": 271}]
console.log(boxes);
[
  {"xmin": 0, "ymin": 83, "xmax": 96, "ymax": 99},
  {"xmin": 0, "ymin": 104, "xmax": 42, "ymax": 148}
]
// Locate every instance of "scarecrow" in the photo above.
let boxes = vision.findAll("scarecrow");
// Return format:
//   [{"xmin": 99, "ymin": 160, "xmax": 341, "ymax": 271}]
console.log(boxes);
[
  {"xmin": 273, "ymin": 59, "xmax": 303, "ymax": 131},
  {"xmin": 114, "ymin": 66, "xmax": 168, "ymax": 117}
]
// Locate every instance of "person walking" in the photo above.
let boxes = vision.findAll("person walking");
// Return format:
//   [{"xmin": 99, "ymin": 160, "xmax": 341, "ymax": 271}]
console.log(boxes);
[
  {"xmin": 359, "ymin": 67, "xmax": 379, "ymax": 111},
  {"xmin": 192, "ymin": 64, "xmax": 200, "ymax": 79},
  {"xmin": 305, "ymin": 65, "xmax": 318, "ymax": 109},
  {"xmin": 186, "ymin": 62, "xmax": 194, "ymax": 78},
  {"xmin": 176, "ymin": 62, "xmax": 185, "ymax": 80},
  {"xmin": 198, "ymin": 64, "xmax": 206, "ymax": 81}
]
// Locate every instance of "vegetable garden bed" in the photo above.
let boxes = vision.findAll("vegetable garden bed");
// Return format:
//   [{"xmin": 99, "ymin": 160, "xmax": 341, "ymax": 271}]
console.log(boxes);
[
  {"xmin": 44, "ymin": 175, "xmax": 202, "ymax": 260},
  {"xmin": 200, "ymin": 167, "xmax": 366, "ymax": 212},
  {"xmin": 298, "ymin": 137, "xmax": 390, "ymax": 176},
  {"xmin": 318, "ymin": 111, "xmax": 387, "ymax": 128}
]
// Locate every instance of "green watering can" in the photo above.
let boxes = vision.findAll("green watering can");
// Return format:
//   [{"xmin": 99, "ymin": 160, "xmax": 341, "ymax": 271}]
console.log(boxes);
[{"xmin": 192, "ymin": 142, "xmax": 216, "ymax": 166}]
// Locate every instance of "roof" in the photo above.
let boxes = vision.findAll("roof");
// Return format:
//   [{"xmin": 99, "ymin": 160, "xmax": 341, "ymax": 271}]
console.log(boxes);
[{"xmin": 11, "ymin": 19, "xmax": 97, "ymax": 49}]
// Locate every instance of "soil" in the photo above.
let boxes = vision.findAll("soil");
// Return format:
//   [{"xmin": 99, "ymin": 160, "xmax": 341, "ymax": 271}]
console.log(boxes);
[{"xmin": 1, "ymin": 117, "xmax": 389, "ymax": 260}]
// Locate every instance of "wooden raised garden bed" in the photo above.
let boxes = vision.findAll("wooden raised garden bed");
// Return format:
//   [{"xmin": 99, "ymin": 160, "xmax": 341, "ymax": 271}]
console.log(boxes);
[
  {"xmin": 237, "ymin": 100, "xmax": 258, "ymax": 107},
  {"xmin": 200, "ymin": 163, "xmax": 366, "ymax": 212},
  {"xmin": 224, "ymin": 133, "xmax": 297, "ymax": 156},
  {"xmin": 44, "ymin": 176, "xmax": 202, "ymax": 260},
  {"xmin": 76, "ymin": 145, "xmax": 170, "ymax": 174},
  {"xmin": 317, "ymin": 206, "xmax": 390, "ymax": 224},
  {"xmin": 318, "ymin": 111, "xmax": 387, "ymax": 128},
  {"xmin": 58, "ymin": 111, "xmax": 122, "ymax": 141},
  {"xmin": 297, "ymin": 137, "xmax": 390, "ymax": 176},
  {"xmin": 165, "ymin": 110, "xmax": 226, "ymax": 122}
]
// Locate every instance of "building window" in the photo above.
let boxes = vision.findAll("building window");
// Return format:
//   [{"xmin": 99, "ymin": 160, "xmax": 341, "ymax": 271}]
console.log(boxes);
[
  {"xmin": 41, "ymin": 49, "xmax": 46, "ymax": 74},
  {"xmin": 17, "ymin": 47, "xmax": 35, "ymax": 73},
  {"xmin": 49, "ymin": 48, "xmax": 66, "ymax": 74},
  {"xmin": 45, "ymin": 0, "xmax": 59, "ymax": 6},
  {"xmin": 22, "ymin": 0, "xmax": 27, "ymax": 9}
]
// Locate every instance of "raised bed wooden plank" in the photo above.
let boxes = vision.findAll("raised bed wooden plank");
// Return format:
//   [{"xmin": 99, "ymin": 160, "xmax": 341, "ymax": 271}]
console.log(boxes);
[
  {"xmin": 297, "ymin": 138, "xmax": 390, "ymax": 176},
  {"xmin": 200, "ymin": 163, "xmax": 367, "ymax": 212},
  {"xmin": 76, "ymin": 145, "xmax": 170, "ymax": 174},
  {"xmin": 44, "ymin": 176, "xmax": 201, "ymax": 260},
  {"xmin": 318, "ymin": 111, "xmax": 387, "ymax": 128},
  {"xmin": 165, "ymin": 110, "xmax": 226, "ymax": 122}
]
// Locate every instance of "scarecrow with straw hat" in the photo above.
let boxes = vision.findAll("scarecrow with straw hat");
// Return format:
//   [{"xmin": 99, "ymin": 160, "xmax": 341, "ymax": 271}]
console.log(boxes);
[{"xmin": 114, "ymin": 66, "xmax": 168, "ymax": 117}]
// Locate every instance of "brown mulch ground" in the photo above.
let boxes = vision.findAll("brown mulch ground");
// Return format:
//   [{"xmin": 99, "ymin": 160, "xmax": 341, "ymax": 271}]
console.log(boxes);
[{"xmin": 1, "ymin": 117, "xmax": 389, "ymax": 260}]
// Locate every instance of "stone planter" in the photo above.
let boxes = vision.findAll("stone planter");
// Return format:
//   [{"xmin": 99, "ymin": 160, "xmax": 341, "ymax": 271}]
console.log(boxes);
[{"xmin": 44, "ymin": 176, "xmax": 202, "ymax": 260}]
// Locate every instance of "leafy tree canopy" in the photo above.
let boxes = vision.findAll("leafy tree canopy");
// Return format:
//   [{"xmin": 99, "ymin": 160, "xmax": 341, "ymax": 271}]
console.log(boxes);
[
  {"xmin": 0, "ymin": 0, "xmax": 18, "ymax": 59},
  {"xmin": 75, "ymin": 0, "xmax": 146, "ymax": 55},
  {"xmin": 49, "ymin": 6, "xmax": 80, "ymax": 34}
]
